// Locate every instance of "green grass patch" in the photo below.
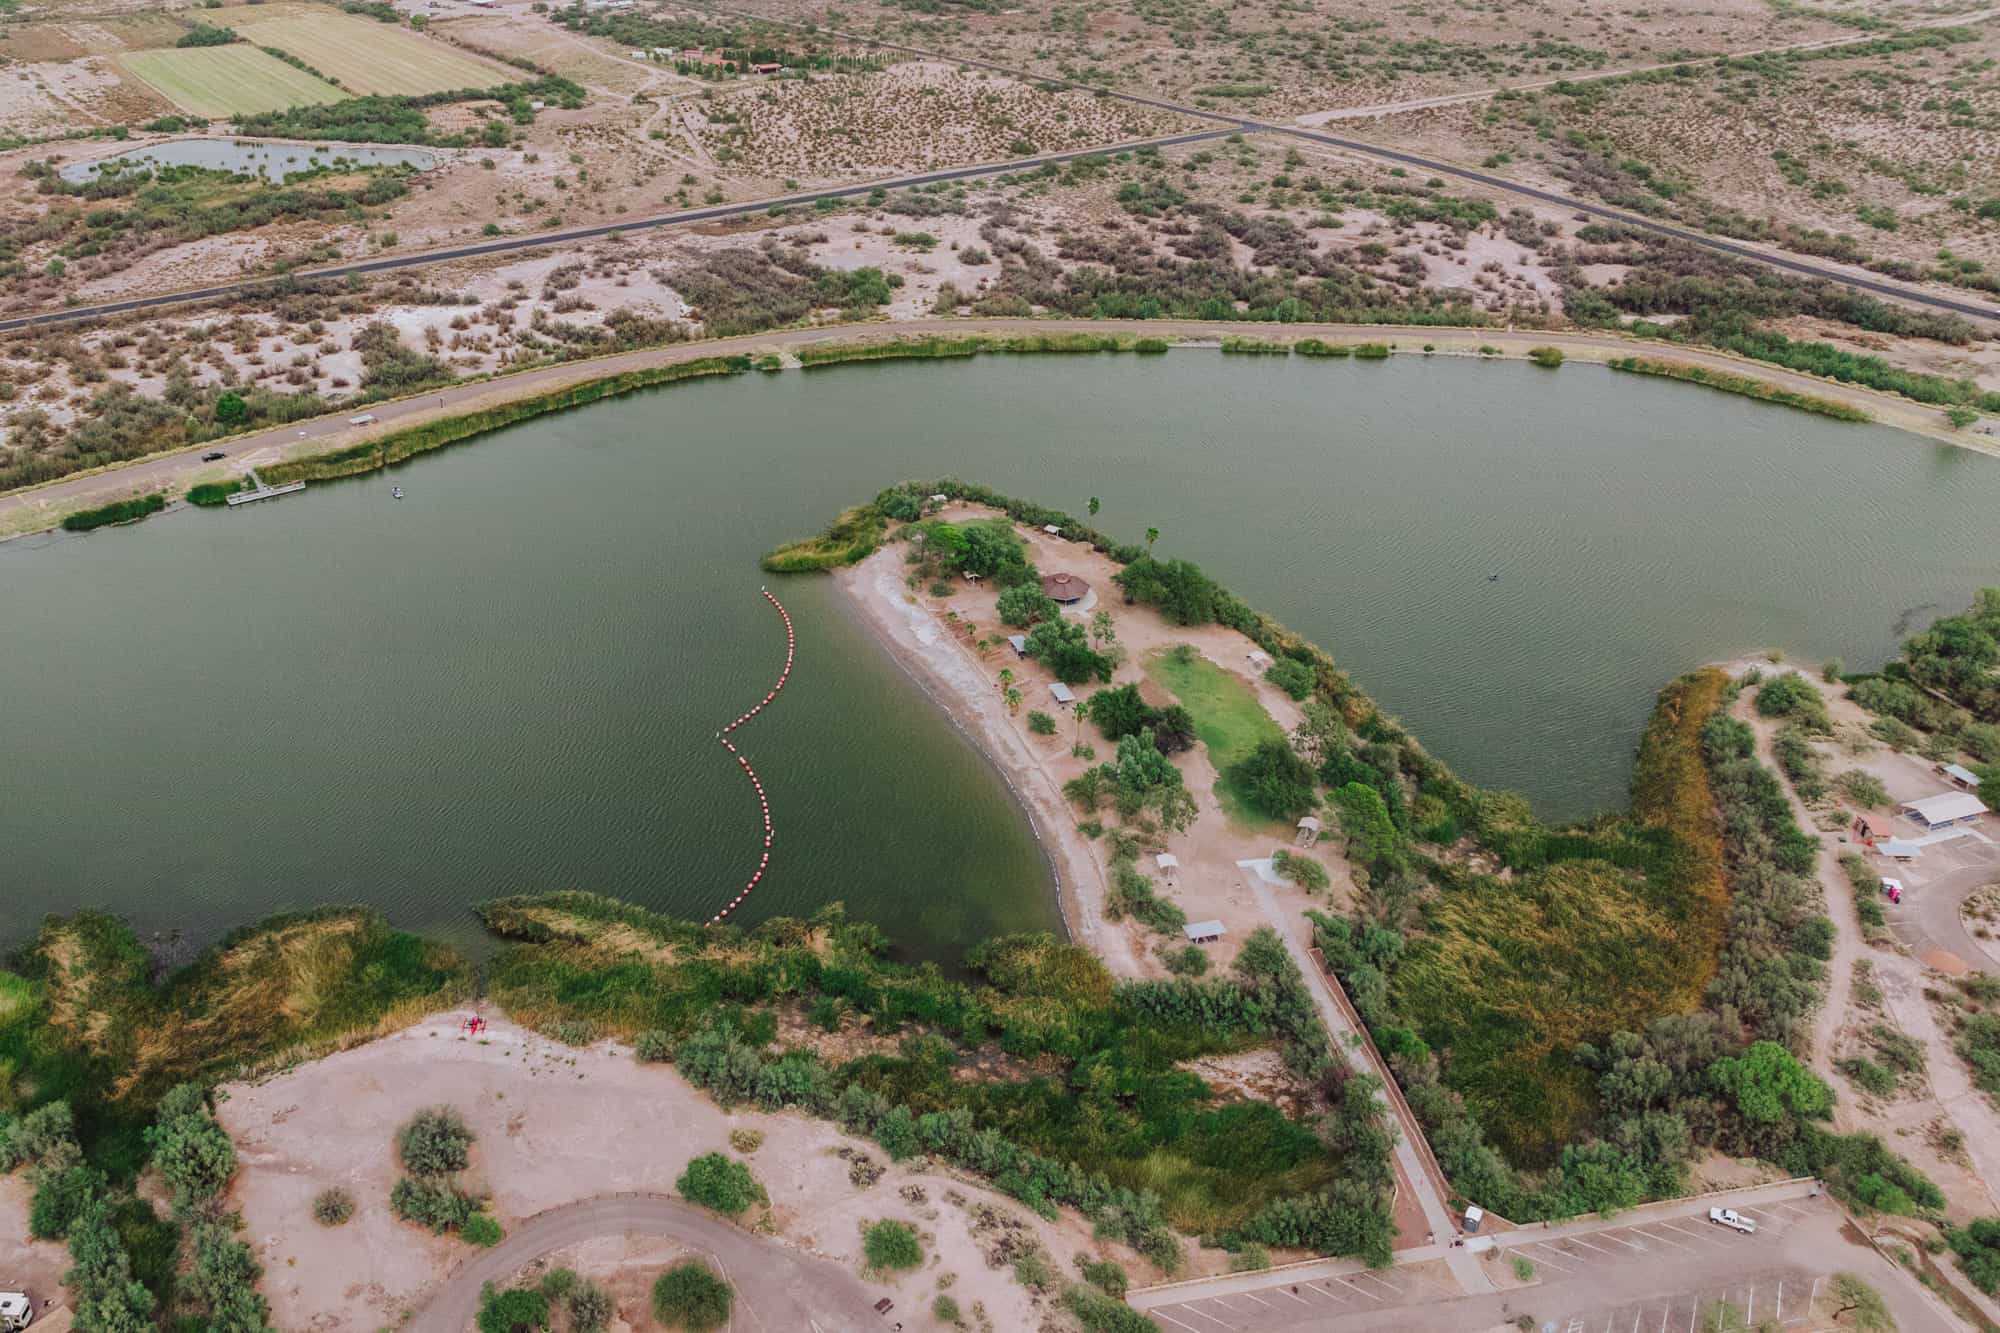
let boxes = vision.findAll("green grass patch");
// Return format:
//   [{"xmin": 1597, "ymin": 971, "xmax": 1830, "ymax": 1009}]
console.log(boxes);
[
  {"xmin": 1142, "ymin": 646, "xmax": 1288, "ymax": 827},
  {"xmin": 186, "ymin": 480, "xmax": 245, "ymax": 507},
  {"xmin": 760, "ymin": 502, "xmax": 887, "ymax": 572},
  {"xmin": 62, "ymin": 493, "xmax": 166, "ymax": 532},
  {"xmin": 1607, "ymin": 357, "xmax": 1870, "ymax": 422}
]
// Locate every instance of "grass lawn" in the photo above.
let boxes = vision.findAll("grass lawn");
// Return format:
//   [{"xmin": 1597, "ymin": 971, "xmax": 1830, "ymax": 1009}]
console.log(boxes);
[
  {"xmin": 118, "ymin": 46, "xmax": 345, "ymax": 116},
  {"xmin": 234, "ymin": 12, "xmax": 514, "ymax": 95},
  {"xmin": 1143, "ymin": 645, "xmax": 1289, "ymax": 828}
]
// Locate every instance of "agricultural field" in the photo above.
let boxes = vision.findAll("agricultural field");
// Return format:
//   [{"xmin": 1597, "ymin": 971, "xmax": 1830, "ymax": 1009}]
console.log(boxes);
[
  {"xmin": 231, "ymin": 11, "xmax": 518, "ymax": 96},
  {"xmin": 0, "ymin": 13, "xmax": 191, "ymax": 61},
  {"xmin": 117, "ymin": 45, "xmax": 347, "ymax": 117}
]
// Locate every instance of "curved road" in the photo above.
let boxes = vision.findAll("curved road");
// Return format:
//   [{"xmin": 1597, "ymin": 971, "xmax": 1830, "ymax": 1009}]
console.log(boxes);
[
  {"xmin": 1888, "ymin": 858, "xmax": 2000, "ymax": 975},
  {"xmin": 406, "ymin": 1194, "xmax": 882, "ymax": 1333}
]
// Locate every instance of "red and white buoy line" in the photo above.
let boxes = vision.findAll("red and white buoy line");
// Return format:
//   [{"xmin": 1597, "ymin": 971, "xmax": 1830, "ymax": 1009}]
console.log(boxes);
[{"xmin": 705, "ymin": 587, "xmax": 795, "ymax": 927}]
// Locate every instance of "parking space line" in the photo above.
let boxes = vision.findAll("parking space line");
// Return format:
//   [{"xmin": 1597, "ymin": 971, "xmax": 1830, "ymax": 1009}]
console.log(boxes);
[
  {"xmin": 1595, "ymin": 1230, "xmax": 1645, "ymax": 1251},
  {"xmin": 1273, "ymin": 1285, "xmax": 1311, "ymax": 1306},
  {"xmin": 1352, "ymin": 1272, "xmax": 1402, "ymax": 1296},
  {"xmin": 1336, "ymin": 1277, "xmax": 1381, "ymax": 1302},
  {"xmin": 1520, "ymin": 1244, "xmax": 1579, "ymax": 1272},
  {"xmin": 1237, "ymin": 1292, "xmax": 1273, "ymax": 1309},
  {"xmin": 1632, "ymin": 1226, "xmax": 1692, "ymax": 1251},
  {"xmin": 1308, "ymin": 1282, "xmax": 1349, "ymax": 1305},
  {"xmin": 1564, "ymin": 1236, "xmax": 1621, "ymax": 1258},
  {"xmin": 1153, "ymin": 1311, "xmax": 1203, "ymax": 1333},
  {"xmin": 1659, "ymin": 1221, "xmax": 1719, "ymax": 1246},
  {"xmin": 1171, "ymin": 1303, "xmax": 1232, "ymax": 1330}
]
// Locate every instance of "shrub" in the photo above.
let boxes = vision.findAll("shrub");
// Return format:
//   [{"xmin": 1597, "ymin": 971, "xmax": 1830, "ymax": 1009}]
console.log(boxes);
[
  {"xmin": 1265, "ymin": 658, "xmax": 1315, "ymax": 700},
  {"xmin": 1527, "ymin": 346, "xmax": 1564, "ymax": 368},
  {"xmin": 1027, "ymin": 710, "xmax": 1058, "ymax": 735},
  {"xmin": 932, "ymin": 1293, "xmax": 961, "ymax": 1323},
  {"xmin": 186, "ymin": 480, "xmax": 243, "ymax": 507},
  {"xmin": 62, "ymin": 492, "xmax": 167, "ymax": 532},
  {"xmin": 1270, "ymin": 848, "xmax": 1329, "ymax": 892},
  {"xmin": 1837, "ymin": 770, "xmax": 1889, "ymax": 808},
  {"xmin": 635, "ymin": 1029, "xmax": 674, "ymax": 1061},
  {"xmin": 862, "ymin": 1218, "xmax": 923, "ymax": 1272},
  {"xmin": 462, "ymin": 1212, "xmax": 503, "ymax": 1246},
  {"xmin": 398, "ymin": 1106, "xmax": 474, "ymax": 1175},
  {"xmin": 675, "ymin": 1152, "xmax": 765, "ymax": 1215},
  {"xmin": 313, "ymin": 1187, "xmax": 356, "ymax": 1226},
  {"xmin": 653, "ymin": 1259, "xmax": 733, "ymax": 1331},
  {"xmin": 1075, "ymin": 1257, "xmax": 1129, "ymax": 1298},
  {"xmin": 1756, "ymin": 673, "xmax": 1831, "ymax": 731},
  {"xmin": 146, "ymin": 1082, "xmax": 237, "ymax": 1211},
  {"xmin": 998, "ymin": 584, "xmax": 1060, "ymax": 627},
  {"xmin": 390, "ymin": 1176, "xmax": 479, "ymax": 1232},
  {"xmin": 728, "ymin": 1128, "xmax": 763, "ymax": 1153},
  {"xmin": 1063, "ymin": 1282, "xmax": 1160, "ymax": 1332}
]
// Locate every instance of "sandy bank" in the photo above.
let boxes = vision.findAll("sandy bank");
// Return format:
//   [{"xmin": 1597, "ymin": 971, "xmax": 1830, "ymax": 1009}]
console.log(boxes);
[{"xmin": 834, "ymin": 544, "xmax": 1142, "ymax": 977}]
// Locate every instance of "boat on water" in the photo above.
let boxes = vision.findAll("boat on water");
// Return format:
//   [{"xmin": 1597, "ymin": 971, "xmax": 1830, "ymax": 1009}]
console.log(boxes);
[{"xmin": 392, "ymin": 487, "xmax": 404, "ymax": 500}]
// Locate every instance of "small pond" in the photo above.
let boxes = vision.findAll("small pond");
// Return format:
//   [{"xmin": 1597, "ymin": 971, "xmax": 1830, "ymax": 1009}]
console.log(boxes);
[{"xmin": 58, "ymin": 138, "xmax": 438, "ymax": 184}]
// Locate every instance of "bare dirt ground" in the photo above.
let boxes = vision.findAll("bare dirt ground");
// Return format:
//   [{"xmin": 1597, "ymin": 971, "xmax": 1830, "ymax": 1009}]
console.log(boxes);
[
  {"xmin": 217, "ymin": 1010, "xmax": 1173, "ymax": 1333},
  {"xmin": 0, "ymin": 1175, "xmax": 69, "ymax": 1320},
  {"xmin": 1732, "ymin": 664, "xmax": 2000, "ymax": 1226}
]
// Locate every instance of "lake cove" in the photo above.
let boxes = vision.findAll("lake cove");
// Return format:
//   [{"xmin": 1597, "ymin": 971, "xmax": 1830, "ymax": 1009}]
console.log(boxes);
[{"xmin": 5, "ymin": 351, "xmax": 1998, "ymax": 960}]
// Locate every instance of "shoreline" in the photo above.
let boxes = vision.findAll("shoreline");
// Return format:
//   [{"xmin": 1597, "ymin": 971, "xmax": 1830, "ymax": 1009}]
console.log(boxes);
[
  {"xmin": 6, "ymin": 317, "xmax": 1996, "ymax": 542},
  {"xmin": 831, "ymin": 545, "xmax": 1142, "ymax": 978}
]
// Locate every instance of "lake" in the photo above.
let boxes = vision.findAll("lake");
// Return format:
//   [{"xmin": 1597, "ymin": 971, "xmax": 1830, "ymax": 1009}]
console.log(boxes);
[{"xmin": 5, "ymin": 351, "xmax": 1996, "ymax": 961}]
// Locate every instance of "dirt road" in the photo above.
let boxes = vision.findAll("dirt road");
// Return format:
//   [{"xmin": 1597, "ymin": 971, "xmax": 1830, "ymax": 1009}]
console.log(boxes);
[
  {"xmin": 405, "ymin": 1194, "xmax": 883, "ymax": 1333},
  {"xmin": 6, "ymin": 318, "xmax": 1986, "ymax": 543}
]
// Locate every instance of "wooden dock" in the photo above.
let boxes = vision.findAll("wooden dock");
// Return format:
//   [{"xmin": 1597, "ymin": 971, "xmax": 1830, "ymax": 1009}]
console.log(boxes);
[{"xmin": 226, "ymin": 472, "xmax": 307, "ymax": 506}]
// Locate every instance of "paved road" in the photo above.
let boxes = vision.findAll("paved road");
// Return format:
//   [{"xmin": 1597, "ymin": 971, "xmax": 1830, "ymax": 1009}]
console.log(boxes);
[
  {"xmin": 694, "ymin": 1, "xmax": 2000, "ymax": 326},
  {"xmin": 1136, "ymin": 1188, "xmax": 1964, "ymax": 1333},
  {"xmin": 1294, "ymin": 8, "xmax": 2000, "ymax": 124},
  {"xmin": 404, "ymin": 1194, "xmax": 883, "ymax": 1333},
  {"xmin": 0, "ymin": 128, "xmax": 1236, "ymax": 333},
  {"xmin": 1884, "ymin": 844, "xmax": 2000, "ymax": 974}
]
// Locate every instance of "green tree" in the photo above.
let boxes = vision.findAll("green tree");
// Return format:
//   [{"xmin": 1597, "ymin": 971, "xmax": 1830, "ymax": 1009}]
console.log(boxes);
[
  {"xmin": 1265, "ymin": 658, "xmax": 1314, "ymax": 700},
  {"xmin": 1074, "ymin": 700, "xmax": 1089, "ymax": 741},
  {"xmin": 1229, "ymin": 739, "xmax": 1319, "ymax": 821},
  {"xmin": 998, "ymin": 585, "xmax": 1059, "ymax": 627},
  {"xmin": 213, "ymin": 391, "xmax": 247, "ymax": 425},
  {"xmin": 1090, "ymin": 608, "xmax": 1117, "ymax": 647},
  {"xmin": 1144, "ymin": 526, "xmax": 1159, "ymax": 553},
  {"xmin": 1025, "ymin": 619, "xmax": 1113, "ymax": 684},
  {"xmin": 1828, "ymin": 1273, "xmax": 1895, "ymax": 1330},
  {"xmin": 1980, "ymin": 764, "xmax": 2000, "ymax": 811},
  {"xmin": 147, "ymin": 1085, "xmax": 238, "ymax": 1211},
  {"xmin": 652, "ymin": 1259, "xmax": 733, "ymax": 1331},
  {"xmin": 1332, "ymin": 782, "xmax": 1400, "ymax": 867},
  {"xmin": 477, "ymin": 1282, "xmax": 550, "ymax": 1333},
  {"xmin": 1710, "ymin": 1041, "xmax": 1831, "ymax": 1123},
  {"xmin": 1087, "ymin": 496, "xmax": 1100, "ymax": 517}
]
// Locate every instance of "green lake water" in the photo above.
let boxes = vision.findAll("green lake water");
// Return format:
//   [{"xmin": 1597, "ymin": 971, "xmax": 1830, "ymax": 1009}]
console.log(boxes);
[{"xmin": 5, "ymin": 352, "xmax": 1998, "ymax": 961}]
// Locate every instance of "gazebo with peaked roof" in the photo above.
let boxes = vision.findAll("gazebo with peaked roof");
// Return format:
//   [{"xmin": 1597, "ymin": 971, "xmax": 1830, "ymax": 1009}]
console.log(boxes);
[{"xmin": 1042, "ymin": 572, "xmax": 1090, "ymax": 603}]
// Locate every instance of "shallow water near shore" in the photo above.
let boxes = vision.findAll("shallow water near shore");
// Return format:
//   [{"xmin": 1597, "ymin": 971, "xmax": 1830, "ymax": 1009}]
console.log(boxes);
[{"xmin": 5, "ymin": 351, "xmax": 1998, "ymax": 960}]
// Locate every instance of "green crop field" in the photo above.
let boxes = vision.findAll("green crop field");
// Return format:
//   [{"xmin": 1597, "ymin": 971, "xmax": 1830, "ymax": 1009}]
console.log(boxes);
[
  {"xmin": 118, "ymin": 46, "xmax": 346, "ymax": 116},
  {"xmin": 234, "ymin": 12, "xmax": 514, "ymax": 95}
]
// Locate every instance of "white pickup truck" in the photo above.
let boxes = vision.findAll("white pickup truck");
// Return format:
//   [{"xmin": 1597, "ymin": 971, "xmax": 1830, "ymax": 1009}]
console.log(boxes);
[
  {"xmin": 0, "ymin": 1291, "xmax": 34, "ymax": 1331},
  {"xmin": 1709, "ymin": 1207, "xmax": 1757, "ymax": 1234}
]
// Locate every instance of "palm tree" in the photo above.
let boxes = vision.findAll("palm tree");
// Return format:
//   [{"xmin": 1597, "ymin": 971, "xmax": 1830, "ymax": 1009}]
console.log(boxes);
[
  {"xmin": 1073, "ymin": 699, "xmax": 1088, "ymax": 741},
  {"xmin": 1145, "ymin": 526, "xmax": 1160, "ymax": 554},
  {"xmin": 1005, "ymin": 686, "xmax": 1022, "ymax": 714},
  {"xmin": 998, "ymin": 667, "xmax": 1014, "ymax": 696},
  {"xmin": 1088, "ymin": 496, "xmax": 1101, "ymax": 518}
]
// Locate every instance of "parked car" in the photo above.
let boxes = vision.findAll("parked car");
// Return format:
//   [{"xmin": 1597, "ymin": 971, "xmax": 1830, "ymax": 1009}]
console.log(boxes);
[
  {"xmin": 1882, "ymin": 878, "xmax": 1904, "ymax": 904},
  {"xmin": 201, "ymin": 450, "xmax": 226, "ymax": 462},
  {"xmin": 1709, "ymin": 1207, "xmax": 1757, "ymax": 1234}
]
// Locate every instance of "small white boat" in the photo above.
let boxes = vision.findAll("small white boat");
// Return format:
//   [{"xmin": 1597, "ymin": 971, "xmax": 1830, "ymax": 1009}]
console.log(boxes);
[{"xmin": 392, "ymin": 487, "xmax": 404, "ymax": 500}]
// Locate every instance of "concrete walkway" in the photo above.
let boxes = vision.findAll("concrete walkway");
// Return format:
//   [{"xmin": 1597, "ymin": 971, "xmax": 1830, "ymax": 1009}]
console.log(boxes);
[
  {"xmin": 1238, "ymin": 866, "xmax": 1494, "ymax": 1296},
  {"xmin": 404, "ymin": 1193, "xmax": 883, "ymax": 1333}
]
